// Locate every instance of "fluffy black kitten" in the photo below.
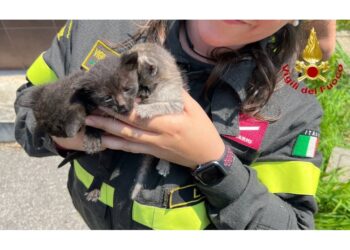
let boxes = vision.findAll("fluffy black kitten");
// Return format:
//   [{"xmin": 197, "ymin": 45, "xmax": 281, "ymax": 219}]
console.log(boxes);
[
  {"xmin": 16, "ymin": 54, "xmax": 139, "ymax": 152},
  {"xmin": 16, "ymin": 53, "xmax": 139, "ymax": 201}
]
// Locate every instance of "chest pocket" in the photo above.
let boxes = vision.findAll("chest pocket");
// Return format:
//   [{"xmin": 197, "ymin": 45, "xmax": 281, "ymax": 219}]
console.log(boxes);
[{"xmin": 132, "ymin": 184, "xmax": 211, "ymax": 230}]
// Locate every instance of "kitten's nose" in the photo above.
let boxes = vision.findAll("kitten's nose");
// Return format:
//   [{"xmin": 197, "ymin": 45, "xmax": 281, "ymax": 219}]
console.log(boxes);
[{"xmin": 117, "ymin": 105, "xmax": 129, "ymax": 114}]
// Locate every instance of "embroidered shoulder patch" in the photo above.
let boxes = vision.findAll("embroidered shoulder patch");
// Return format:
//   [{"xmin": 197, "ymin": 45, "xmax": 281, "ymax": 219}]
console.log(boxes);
[
  {"xmin": 81, "ymin": 40, "xmax": 120, "ymax": 71},
  {"xmin": 292, "ymin": 129, "xmax": 320, "ymax": 158}
]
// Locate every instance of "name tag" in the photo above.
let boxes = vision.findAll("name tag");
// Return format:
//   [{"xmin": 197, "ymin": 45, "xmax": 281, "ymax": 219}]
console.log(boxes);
[
  {"xmin": 168, "ymin": 184, "xmax": 205, "ymax": 209},
  {"xmin": 223, "ymin": 113, "xmax": 269, "ymax": 151}
]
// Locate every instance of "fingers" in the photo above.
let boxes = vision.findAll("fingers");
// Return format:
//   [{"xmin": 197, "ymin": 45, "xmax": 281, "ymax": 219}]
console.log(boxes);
[
  {"xmin": 99, "ymin": 107, "xmax": 146, "ymax": 129},
  {"xmin": 51, "ymin": 132, "xmax": 85, "ymax": 151},
  {"xmin": 98, "ymin": 106, "xmax": 177, "ymax": 133},
  {"xmin": 101, "ymin": 135, "xmax": 193, "ymax": 167},
  {"xmin": 98, "ymin": 89, "xmax": 197, "ymax": 133},
  {"xmin": 85, "ymin": 115, "xmax": 159, "ymax": 144},
  {"xmin": 101, "ymin": 135, "xmax": 155, "ymax": 155}
]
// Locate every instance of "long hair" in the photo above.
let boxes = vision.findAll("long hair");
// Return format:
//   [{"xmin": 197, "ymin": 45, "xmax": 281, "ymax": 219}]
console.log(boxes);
[{"xmin": 112, "ymin": 20, "xmax": 301, "ymax": 119}]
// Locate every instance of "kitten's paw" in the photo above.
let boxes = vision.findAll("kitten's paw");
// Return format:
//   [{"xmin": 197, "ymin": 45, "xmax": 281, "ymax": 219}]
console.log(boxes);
[
  {"xmin": 156, "ymin": 160, "xmax": 171, "ymax": 177},
  {"xmin": 83, "ymin": 136, "xmax": 101, "ymax": 154},
  {"xmin": 109, "ymin": 167, "xmax": 121, "ymax": 181},
  {"xmin": 136, "ymin": 101, "xmax": 184, "ymax": 119},
  {"xmin": 85, "ymin": 189, "xmax": 100, "ymax": 202},
  {"xmin": 131, "ymin": 183, "xmax": 142, "ymax": 200},
  {"xmin": 136, "ymin": 105, "xmax": 153, "ymax": 119},
  {"xmin": 171, "ymin": 101, "xmax": 184, "ymax": 113}
]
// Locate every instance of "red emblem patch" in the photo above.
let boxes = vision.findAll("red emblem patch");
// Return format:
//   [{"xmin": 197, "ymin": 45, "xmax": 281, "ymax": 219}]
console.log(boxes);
[{"xmin": 223, "ymin": 114, "xmax": 269, "ymax": 151}]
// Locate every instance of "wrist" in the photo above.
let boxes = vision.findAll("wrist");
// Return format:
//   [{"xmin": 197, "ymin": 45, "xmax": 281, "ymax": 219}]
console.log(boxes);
[
  {"xmin": 198, "ymin": 139, "xmax": 226, "ymax": 165},
  {"xmin": 186, "ymin": 141, "xmax": 225, "ymax": 170},
  {"xmin": 196, "ymin": 144, "xmax": 234, "ymax": 169}
]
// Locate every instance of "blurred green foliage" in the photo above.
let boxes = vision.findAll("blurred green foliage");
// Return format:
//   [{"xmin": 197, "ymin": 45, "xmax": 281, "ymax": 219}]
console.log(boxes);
[
  {"xmin": 337, "ymin": 20, "xmax": 350, "ymax": 31},
  {"xmin": 304, "ymin": 41, "xmax": 350, "ymax": 229}
]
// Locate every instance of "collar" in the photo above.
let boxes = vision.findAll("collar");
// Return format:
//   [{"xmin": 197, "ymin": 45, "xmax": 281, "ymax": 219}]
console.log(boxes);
[
  {"xmin": 165, "ymin": 20, "xmax": 259, "ymax": 103},
  {"xmin": 219, "ymin": 60, "xmax": 256, "ymax": 102},
  {"xmin": 210, "ymin": 60, "xmax": 256, "ymax": 137},
  {"xmin": 165, "ymin": 20, "xmax": 213, "ymax": 72}
]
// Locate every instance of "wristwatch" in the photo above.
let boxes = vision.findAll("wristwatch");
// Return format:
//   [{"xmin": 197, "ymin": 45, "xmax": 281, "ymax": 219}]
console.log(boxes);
[{"xmin": 192, "ymin": 145, "xmax": 234, "ymax": 186}]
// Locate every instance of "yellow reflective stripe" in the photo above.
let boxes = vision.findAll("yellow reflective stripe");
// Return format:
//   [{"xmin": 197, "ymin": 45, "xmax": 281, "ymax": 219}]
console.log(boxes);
[
  {"xmin": 57, "ymin": 24, "xmax": 66, "ymax": 40},
  {"xmin": 57, "ymin": 20, "xmax": 73, "ymax": 40},
  {"xmin": 132, "ymin": 201, "xmax": 210, "ymax": 230},
  {"xmin": 99, "ymin": 182, "xmax": 115, "ymax": 208},
  {"xmin": 26, "ymin": 53, "xmax": 58, "ymax": 86},
  {"xmin": 73, "ymin": 160, "xmax": 94, "ymax": 188},
  {"xmin": 251, "ymin": 161, "xmax": 320, "ymax": 196},
  {"xmin": 73, "ymin": 160, "xmax": 115, "ymax": 207},
  {"xmin": 66, "ymin": 20, "xmax": 73, "ymax": 39}
]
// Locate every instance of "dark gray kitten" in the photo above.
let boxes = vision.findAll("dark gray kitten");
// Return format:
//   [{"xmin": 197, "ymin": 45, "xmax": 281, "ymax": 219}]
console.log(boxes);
[
  {"xmin": 121, "ymin": 43, "xmax": 186, "ymax": 200},
  {"xmin": 16, "ymin": 54, "xmax": 139, "ymax": 153}
]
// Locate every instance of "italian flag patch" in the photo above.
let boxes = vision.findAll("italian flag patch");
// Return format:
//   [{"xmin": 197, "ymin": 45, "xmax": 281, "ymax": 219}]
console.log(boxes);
[{"xmin": 292, "ymin": 129, "xmax": 319, "ymax": 158}]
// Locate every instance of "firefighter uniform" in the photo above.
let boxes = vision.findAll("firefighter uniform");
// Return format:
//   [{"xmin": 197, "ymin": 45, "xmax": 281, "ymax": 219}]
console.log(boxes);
[{"xmin": 14, "ymin": 20, "xmax": 323, "ymax": 229}]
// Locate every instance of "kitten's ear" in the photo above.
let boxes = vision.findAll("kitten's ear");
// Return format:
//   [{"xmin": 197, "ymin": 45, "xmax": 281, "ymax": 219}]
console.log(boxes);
[
  {"xmin": 70, "ymin": 79, "xmax": 94, "ymax": 104},
  {"xmin": 70, "ymin": 88, "xmax": 83, "ymax": 104},
  {"xmin": 121, "ymin": 51, "xmax": 139, "ymax": 71},
  {"xmin": 141, "ymin": 57, "xmax": 158, "ymax": 76},
  {"xmin": 15, "ymin": 87, "xmax": 43, "ymax": 110}
]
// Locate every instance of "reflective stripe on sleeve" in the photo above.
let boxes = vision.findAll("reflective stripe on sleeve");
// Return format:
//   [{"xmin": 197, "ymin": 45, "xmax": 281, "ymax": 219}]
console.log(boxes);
[
  {"xmin": 251, "ymin": 161, "xmax": 320, "ymax": 196},
  {"xmin": 26, "ymin": 53, "xmax": 58, "ymax": 86},
  {"xmin": 57, "ymin": 20, "xmax": 73, "ymax": 40},
  {"xmin": 73, "ymin": 161, "xmax": 115, "ymax": 208},
  {"xmin": 132, "ymin": 200, "xmax": 210, "ymax": 230}
]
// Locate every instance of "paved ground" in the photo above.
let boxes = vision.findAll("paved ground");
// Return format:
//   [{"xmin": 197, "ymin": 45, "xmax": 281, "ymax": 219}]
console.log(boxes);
[
  {"xmin": 0, "ymin": 71, "xmax": 24, "ymax": 142},
  {"xmin": 0, "ymin": 70, "xmax": 25, "ymax": 123},
  {"xmin": 0, "ymin": 142, "xmax": 88, "ymax": 229}
]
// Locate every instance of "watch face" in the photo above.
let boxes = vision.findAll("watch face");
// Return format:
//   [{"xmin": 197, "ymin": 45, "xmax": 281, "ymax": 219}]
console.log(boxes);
[{"xmin": 197, "ymin": 163, "xmax": 226, "ymax": 186}]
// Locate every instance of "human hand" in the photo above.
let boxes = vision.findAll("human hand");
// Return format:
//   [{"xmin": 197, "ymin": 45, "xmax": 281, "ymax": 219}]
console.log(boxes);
[{"xmin": 85, "ymin": 90, "xmax": 225, "ymax": 169}]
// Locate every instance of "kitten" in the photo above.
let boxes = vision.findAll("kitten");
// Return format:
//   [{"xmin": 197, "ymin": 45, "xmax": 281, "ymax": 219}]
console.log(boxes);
[
  {"xmin": 16, "ymin": 54, "xmax": 139, "ymax": 150},
  {"xmin": 16, "ymin": 53, "xmax": 140, "ymax": 201},
  {"xmin": 121, "ymin": 43, "xmax": 187, "ymax": 200},
  {"xmin": 131, "ymin": 43, "xmax": 185, "ymax": 118}
]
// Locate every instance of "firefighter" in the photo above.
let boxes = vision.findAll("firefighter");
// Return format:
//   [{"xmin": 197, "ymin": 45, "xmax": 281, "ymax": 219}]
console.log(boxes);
[{"xmin": 15, "ymin": 20, "xmax": 324, "ymax": 229}]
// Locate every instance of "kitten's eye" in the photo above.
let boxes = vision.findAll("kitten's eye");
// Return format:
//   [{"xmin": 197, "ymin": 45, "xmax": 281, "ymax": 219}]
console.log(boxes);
[
  {"xmin": 139, "ymin": 85, "xmax": 150, "ymax": 93},
  {"xmin": 123, "ymin": 87, "xmax": 132, "ymax": 93},
  {"xmin": 103, "ymin": 96, "xmax": 113, "ymax": 104}
]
